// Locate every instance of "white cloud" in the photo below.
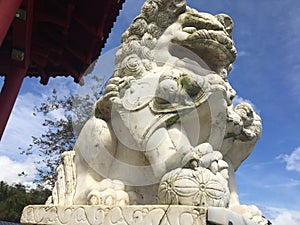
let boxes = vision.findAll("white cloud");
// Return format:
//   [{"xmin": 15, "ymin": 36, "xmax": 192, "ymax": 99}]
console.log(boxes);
[
  {"xmin": 48, "ymin": 108, "xmax": 67, "ymax": 121},
  {"xmin": 0, "ymin": 78, "xmax": 75, "ymax": 186},
  {"xmin": 0, "ymin": 77, "xmax": 77, "ymax": 155},
  {"xmin": 237, "ymin": 50, "xmax": 248, "ymax": 57},
  {"xmin": 0, "ymin": 92, "xmax": 46, "ymax": 157},
  {"xmin": 261, "ymin": 179, "xmax": 300, "ymax": 189},
  {"xmin": 261, "ymin": 206, "xmax": 300, "ymax": 225},
  {"xmin": 277, "ymin": 147, "xmax": 300, "ymax": 173},
  {"xmin": 272, "ymin": 211, "xmax": 300, "ymax": 225},
  {"xmin": 45, "ymin": 77, "xmax": 74, "ymax": 97},
  {"xmin": 0, "ymin": 155, "xmax": 36, "ymax": 186}
]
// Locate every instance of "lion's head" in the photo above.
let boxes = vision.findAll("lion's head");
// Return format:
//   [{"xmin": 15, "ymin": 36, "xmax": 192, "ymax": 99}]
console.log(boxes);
[
  {"xmin": 170, "ymin": 10, "xmax": 236, "ymax": 74},
  {"xmin": 113, "ymin": 0, "xmax": 236, "ymax": 79}
]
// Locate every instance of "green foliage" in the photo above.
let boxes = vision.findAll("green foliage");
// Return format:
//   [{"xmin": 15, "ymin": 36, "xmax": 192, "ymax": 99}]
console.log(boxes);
[
  {"xmin": 1, "ymin": 75, "xmax": 101, "ymax": 220},
  {"xmin": 21, "ymin": 75, "xmax": 103, "ymax": 188},
  {"xmin": 0, "ymin": 181, "xmax": 51, "ymax": 222}
]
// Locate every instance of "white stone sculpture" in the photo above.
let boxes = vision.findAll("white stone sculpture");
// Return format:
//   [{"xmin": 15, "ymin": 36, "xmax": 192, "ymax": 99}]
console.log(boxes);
[{"xmin": 22, "ymin": 0, "xmax": 271, "ymax": 225}]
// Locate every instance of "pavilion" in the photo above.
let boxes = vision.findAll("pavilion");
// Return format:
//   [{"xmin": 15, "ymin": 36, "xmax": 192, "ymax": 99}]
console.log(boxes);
[{"xmin": 0, "ymin": 0, "xmax": 125, "ymax": 140}]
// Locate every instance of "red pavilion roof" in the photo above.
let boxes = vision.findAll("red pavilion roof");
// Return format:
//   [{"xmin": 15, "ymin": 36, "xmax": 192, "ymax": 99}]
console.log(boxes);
[
  {"xmin": 0, "ymin": 0, "xmax": 125, "ymax": 140},
  {"xmin": 0, "ymin": 0, "xmax": 125, "ymax": 84}
]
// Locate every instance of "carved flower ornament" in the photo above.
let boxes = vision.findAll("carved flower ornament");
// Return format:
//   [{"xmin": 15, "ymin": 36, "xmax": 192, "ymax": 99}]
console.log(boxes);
[{"xmin": 158, "ymin": 168, "xmax": 230, "ymax": 207}]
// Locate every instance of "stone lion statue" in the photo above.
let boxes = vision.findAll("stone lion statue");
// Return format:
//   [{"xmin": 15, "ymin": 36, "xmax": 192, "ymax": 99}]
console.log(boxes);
[{"xmin": 46, "ymin": 0, "xmax": 268, "ymax": 224}]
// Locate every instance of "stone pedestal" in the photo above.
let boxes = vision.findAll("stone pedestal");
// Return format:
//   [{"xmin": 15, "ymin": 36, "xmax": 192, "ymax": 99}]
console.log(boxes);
[{"xmin": 21, "ymin": 205, "xmax": 257, "ymax": 225}]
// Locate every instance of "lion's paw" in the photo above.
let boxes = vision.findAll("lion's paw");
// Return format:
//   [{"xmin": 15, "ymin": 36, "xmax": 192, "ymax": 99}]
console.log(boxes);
[
  {"xmin": 230, "ymin": 205, "xmax": 270, "ymax": 225},
  {"xmin": 87, "ymin": 179, "xmax": 129, "ymax": 206}
]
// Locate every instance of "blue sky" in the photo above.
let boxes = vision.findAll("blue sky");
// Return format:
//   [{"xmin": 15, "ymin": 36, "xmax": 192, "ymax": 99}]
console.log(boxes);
[{"xmin": 0, "ymin": 0, "xmax": 300, "ymax": 224}]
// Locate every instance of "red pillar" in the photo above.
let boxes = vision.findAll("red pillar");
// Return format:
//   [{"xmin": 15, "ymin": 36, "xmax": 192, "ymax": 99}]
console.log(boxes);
[
  {"xmin": 0, "ymin": 0, "xmax": 33, "ymax": 140},
  {"xmin": 0, "ymin": 67, "xmax": 26, "ymax": 140},
  {"xmin": 0, "ymin": 0, "xmax": 23, "ymax": 46}
]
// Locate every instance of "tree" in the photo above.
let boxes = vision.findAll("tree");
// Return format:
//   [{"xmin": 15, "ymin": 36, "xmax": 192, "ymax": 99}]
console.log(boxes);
[
  {"xmin": 0, "ymin": 181, "xmax": 51, "ymax": 222},
  {"xmin": 22, "ymin": 75, "xmax": 104, "ymax": 188}
]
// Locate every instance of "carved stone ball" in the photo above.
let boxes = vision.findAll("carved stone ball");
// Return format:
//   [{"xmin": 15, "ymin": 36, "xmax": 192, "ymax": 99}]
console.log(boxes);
[{"xmin": 158, "ymin": 168, "xmax": 230, "ymax": 207}]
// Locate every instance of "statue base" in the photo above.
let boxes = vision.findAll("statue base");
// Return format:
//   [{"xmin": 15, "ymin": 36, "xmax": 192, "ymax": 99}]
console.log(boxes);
[{"xmin": 21, "ymin": 205, "xmax": 258, "ymax": 225}]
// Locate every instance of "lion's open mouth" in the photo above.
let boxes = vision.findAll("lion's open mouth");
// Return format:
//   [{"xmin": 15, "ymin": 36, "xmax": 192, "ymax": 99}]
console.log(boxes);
[{"xmin": 172, "ymin": 12, "xmax": 237, "ymax": 73}]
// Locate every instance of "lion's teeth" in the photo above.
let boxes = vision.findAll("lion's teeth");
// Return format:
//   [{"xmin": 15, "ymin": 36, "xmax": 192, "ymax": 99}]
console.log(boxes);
[
  {"xmin": 195, "ymin": 30, "xmax": 207, "ymax": 39},
  {"xmin": 183, "ymin": 27, "xmax": 197, "ymax": 34}
]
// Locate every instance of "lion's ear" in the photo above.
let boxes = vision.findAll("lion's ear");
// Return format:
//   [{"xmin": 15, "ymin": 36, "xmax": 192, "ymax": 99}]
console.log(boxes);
[{"xmin": 215, "ymin": 14, "xmax": 234, "ymax": 37}]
